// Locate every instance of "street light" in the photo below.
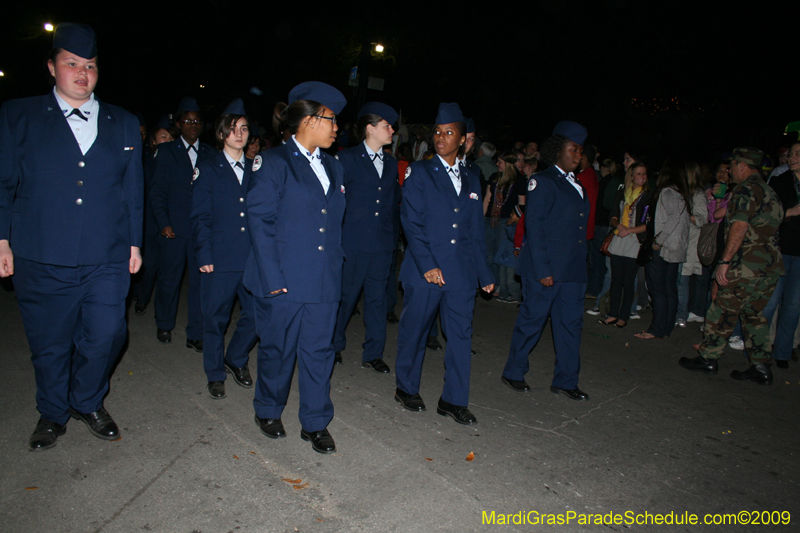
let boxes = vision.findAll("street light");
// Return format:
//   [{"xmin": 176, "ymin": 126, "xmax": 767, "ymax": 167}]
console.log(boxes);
[
  {"xmin": 44, "ymin": 23, "xmax": 54, "ymax": 32},
  {"xmin": 374, "ymin": 44, "xmax": 384, "ymax": 53}
]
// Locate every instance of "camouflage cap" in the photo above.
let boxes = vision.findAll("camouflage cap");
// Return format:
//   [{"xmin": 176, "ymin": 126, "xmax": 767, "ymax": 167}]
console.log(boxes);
[{"xmin": 730, "ymin": 147, "xmax": 764, "ymax": 168}]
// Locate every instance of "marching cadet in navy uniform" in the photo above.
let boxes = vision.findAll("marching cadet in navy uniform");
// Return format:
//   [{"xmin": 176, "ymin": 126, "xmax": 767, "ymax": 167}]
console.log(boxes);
[
  {"xmin": 191, "ymin": 99, "xmax": 258, "ymax": 400},
  {"xmin": 243, "ymin": 82, "xmax": 347, "ymax": 454},
  {"xmin": 0, "ymin": 24, "xmax": 144, "ymax": 450},
  {"xmin": 332, "ymin": 102, "xmax": 400, "ymax": 372},
  {"xmin": 501, "ymin": 121, "xmax": 591, "ymax": 401},
  {"xmin": 133, "ymin": 115, "xmax": 174, "ymax": 315},
  {"xmin": 395, "ymin": 103, "xmax": 494, "ymax": 425},
  {"xmin": 150, "ymin": 97, "xmax": 215, "ymax": 349}
]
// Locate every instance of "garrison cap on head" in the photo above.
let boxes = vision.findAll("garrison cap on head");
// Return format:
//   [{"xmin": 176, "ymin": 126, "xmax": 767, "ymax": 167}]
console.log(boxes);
[
  {"xmin": 156, "ymin": 114, "xmax": 173, "ymax": 130},
  {"xmin": 435, "ymin": 103, "xmax": 464, "ymax": 125},
  {"xmin": 176, "ymin": 97, "xmax": 200, "ymax": 115},
  {"xmin": 552, "ymin": 121, "xmax": 587, "ymax": 146},
  {"xmin": 223, "ymin": 98, "xmax": 246, "ymax": 116},
  {"xmin": 358, "ymin": 102, "xmax": 398, "ymax": 126},
  {"xmin": 730, "ymin": 147, "xmax": 764, "ymax": 168},
  {"xmin": 53, "ymin": 23, "xmax": 97, "ymax": 59},
  {"xmin": 289, "ymin": 82, "xmax": 347, "ymax": 115},
  {"xmin": 465, "ymin": 118, "xmax": 476, "ymax": 134}
]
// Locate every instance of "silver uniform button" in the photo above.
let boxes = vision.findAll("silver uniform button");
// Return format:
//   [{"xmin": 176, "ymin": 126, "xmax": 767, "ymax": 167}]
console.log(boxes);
[
  {"xmin": 240, "ymin": 212, "xmax": 245, "ymax": 217},
  {"xmin": 378, "ymin": 186, "xmax": 382, "ymax": 191},
  {"xmin": 454, "ymin": 208, "xmax": 459, "ymax": 212},
  {"xmin": 318, "ymin": 245, "xmax": 324, "ymax": 251},
  {"xmin": 321, "ymin": 209, "xmax": 327, "ymax": 214},
  {"xmin": 319, "ymin": 228, "xmax": 325, "ymax": 233},
  {"xmin": 376, "ymin": 199, "xmax": 380, "ymax": 204},
  {"xmin": 450, "ymin": 239, "xmax": 456, "ymax": 244},
  {"xmin": 78, "ymin": 161, "xmax": 85, "ymax": 168},
  {"xmin": 240, "ymin": 227, "xmax": 245, "ymax": 232},
  {"xmin": 453, "ymin": 223, "xmax": 458, "ymax": 228},
  {"xmin": 239, "ymin": 197, "xmax": 244, "ymax": 203},
  {"xmin": 77, "ymin": 181, "xmax": 83, "ymax": 186},
  {"xmin": 375, "ymin": 212, "xmax": 379, "ymax": 216},
  {"xmin": 76, "ymin": 198, "xmax": 83, "ymax": 205}
]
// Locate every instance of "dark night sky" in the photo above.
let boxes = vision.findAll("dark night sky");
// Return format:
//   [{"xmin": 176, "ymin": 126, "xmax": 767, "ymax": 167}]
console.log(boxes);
[{"xmin": 1, "ymin": 1, "xmax": 796, "ymax": 164}]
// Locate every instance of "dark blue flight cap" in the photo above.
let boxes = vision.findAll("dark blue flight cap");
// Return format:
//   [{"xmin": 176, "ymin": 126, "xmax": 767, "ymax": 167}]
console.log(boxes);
[
  {"xmin": 358, "ymin": 102, "xmax": 398, "ymax": 126},
  {"xmin": 53, "ymin": 23, "xmax": 97, "ymax": 59},
  {"xmin": 176, "ymin": 97, "xmax": 200, "ymax": 115},
  {"xmin": 435, "ymin": 103, "xmax": 464, "ymax": 126},
  {"xmin": 289, "ymin": 82, "xmax": 347, "ymax": 115},
  {"xmin": 223, "ymin": 98, "xmax": 246, "ymax": 116},
  {"xmin": 552, "ymin": 120, "xmax": 588, "ymax": 146},
  {"xmin": 156, "ymin": 114, "xmax": 173, "ymax": 130},
  {"xmin": 465, "ymin": 117, "xmax": 476, "ymax": 134}
]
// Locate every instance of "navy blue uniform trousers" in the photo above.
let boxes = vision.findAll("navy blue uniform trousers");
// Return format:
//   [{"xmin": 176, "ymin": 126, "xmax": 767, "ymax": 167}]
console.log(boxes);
[
  {"xmin": 333, "ymin": 249, "xmax": 392, "ymax": 361},
  {"xmin": 155, "ymin": 235, "xmax": 202, "ymax": 338},
  {"xmin": 133, "ymin": 227, "xmax": 160, "ymax": 307},
  {"xmin": 14, "ymin": 258, "xmax": 129, "ymax": 425},
  {"xmin": 253, "ymin": 298, "xmax": 336, "ymax": 432},
  {"xmin": 200, "ymin": 271, "xmax": 257, "ymax": 381},
  {"xmin": 503, "ymin": 277, "xmax": 585, "ymax": 390},
  {"xmin": 396, "ymin": 285, "xmax": 475, "ymax": 406}
]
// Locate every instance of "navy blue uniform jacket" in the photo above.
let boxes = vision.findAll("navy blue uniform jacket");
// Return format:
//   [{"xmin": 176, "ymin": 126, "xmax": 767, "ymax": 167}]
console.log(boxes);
[
  {"xmin": 517, "ymin": 166, "xmax": 590, "ymax": 282},
  {"xmin": 0, "ymin": 93, "xmax": 143, "ymax": 266},
  {"xmin": 149, "ymin": 138, "xmax": 215, "ymax": 237},
  {"xmin": 243, "ymin": 139, "xmax": 346, "ymax": 303},
  {"xmin": 190, "ymin": 152, "xmax": 252, "ymax": 272},
  {"xmin": 399, "ymin": 157, "xmax": 493, "ymax": 290},
  {"xmin": 338, "ymin": 144, "xmax": 400, "ymax": 253}
]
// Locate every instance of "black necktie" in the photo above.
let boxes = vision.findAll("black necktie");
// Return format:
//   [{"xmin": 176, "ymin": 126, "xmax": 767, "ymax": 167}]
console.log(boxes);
[
  {"xmin": 68, "ymin": 109, "xmax": 88, "ymax": 121},
  {"xmin": 234, "ymin": 161, "xmax": 244, "ymax": 170},
  {"xmin": 187, "ymin": 144, "xmax": 197, "ymax": 152},
  {"xmin": 371, "ymin": 153, "xmax": 383, "ymax": 162}
]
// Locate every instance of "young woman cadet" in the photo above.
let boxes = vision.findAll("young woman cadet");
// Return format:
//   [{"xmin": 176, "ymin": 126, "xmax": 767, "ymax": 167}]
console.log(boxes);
[
  {"xmin": 191, "ymin": 99, "xmax": 258, "ymax": 400},
  {"xmin": 243, "ymin": 82, "xmax": 347, "ymax": 454},
  {"xmin": 0, "ymin": 23, "xmax": 144, "ymax": 450},
  {"xmin": 332, "ymin": 102, "xmax": 400, "ymax": 373},
  {"xmin": 395, "ymin": 103, "xmax": 495, "ymax": 426}
]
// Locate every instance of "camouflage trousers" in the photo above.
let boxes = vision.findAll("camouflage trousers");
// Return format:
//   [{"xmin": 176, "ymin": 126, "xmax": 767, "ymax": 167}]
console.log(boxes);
[{"xmin": 699, "ymin": 274, "xmax": 779, "ymax": 363}]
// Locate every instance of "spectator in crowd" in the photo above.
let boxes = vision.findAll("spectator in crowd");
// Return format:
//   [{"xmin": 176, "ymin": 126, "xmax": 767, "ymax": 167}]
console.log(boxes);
[{"xmin": 675, "ymin": 161, "xmax": 708, "ymax": 327}]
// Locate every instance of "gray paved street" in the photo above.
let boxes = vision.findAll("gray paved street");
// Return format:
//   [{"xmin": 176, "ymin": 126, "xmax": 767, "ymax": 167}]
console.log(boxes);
[{"xmin": 1, "ymin": 279, "xmax": 798, "ymax": 532}]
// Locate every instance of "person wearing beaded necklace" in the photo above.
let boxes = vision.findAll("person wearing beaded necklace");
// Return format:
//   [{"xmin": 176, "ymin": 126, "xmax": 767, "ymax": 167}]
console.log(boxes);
[{"xmin": 483, "ymin": 151, "xmax": 523, "ymax": 299}]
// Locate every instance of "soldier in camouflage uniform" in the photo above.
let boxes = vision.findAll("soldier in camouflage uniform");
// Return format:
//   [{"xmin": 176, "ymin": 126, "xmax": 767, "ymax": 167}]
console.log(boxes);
[{"xmin": 679, "ymin": 147, "xmax": 784, "ymax": 385}]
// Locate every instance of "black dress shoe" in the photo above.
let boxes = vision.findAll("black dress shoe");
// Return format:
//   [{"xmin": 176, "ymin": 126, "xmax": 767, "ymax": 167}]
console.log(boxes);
[
  {"xmin": 186, "ymin": 338, "xmax": 203, "ymax": 352},
  {"xmin": 470, "ymin": 349, "xmax": 477, "ymax": 355},
  {"xmin": 501, "ymin": 375, "xmax": 530, "ymax": 392},
  {"xmin": 394, "ymin": 388, "xmax": 426, "ymax": 411},
  {"xmin": 134, "ymin": 302, "xmax": 147, "ymax": 315},
  {"xmin": 301, "ymin": 428, "xmax": 336, "ymax": 454},
  {"xmin": 387, "ymin": 311, "xmax": 400, "ymax": 324},
  {"xmin": 225, "ymin": 363, "xmax": 254, "ymax": 388},
  {"xmin": 28, "ymin": 418, "xmax": 66, "ymax": 451},
  {"xmin": 436, "ymin": 397, "xmax": 477, "ymax": 425},
  {"xmin": 426, "ymin": 336, "xmax": 443, "ymax": 350},
  {"xmin": 776, "ymin": 360, "xmax": 789, "ymax": 369},
  {"xmin": 679, "ymin": 355, "xmax": 718, "ymax": 374},
  {"xmin": 157, "ymin": 329, "xmax": 172, "ymax": 343},
  {"xmin": 207, "ymin": 381, "xmax": 226, "ymax": 399},
  {"xmin": 255, "ymin": 415, "xmax": 286, "ymax": 439},
  {"xmin": 334, "ymin": 351, "xmax": 343, "ymax": 365},
  {"xmin": 362, "ymin": 358, "xmax": 390, "ymax": 373},
  {"xmin": 731, "ymin": 363, "xmax": 773, "ymax": 385},
  {"xmin": 549, "ymin": 386, "xmax": 589, "ymax": 401},
  {"xmin": 69, "ymin": 407, "xmax": 120, "ymax": 440}
]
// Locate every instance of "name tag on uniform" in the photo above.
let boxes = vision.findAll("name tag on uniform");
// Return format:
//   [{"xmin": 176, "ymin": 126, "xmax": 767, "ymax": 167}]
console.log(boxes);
[
  {"xmin": 124, "ymin": 146, "xmax": 135, "ymax": 151},
  {"xmin": 469, "ymin": 192, "xmax": 479, "ymax": 200}
]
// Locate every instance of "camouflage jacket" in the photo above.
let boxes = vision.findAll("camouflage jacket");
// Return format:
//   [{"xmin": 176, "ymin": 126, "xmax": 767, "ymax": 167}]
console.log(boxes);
[{"xmin": 725, "ymin": 174, "xmax": 784, "ymax": 279}]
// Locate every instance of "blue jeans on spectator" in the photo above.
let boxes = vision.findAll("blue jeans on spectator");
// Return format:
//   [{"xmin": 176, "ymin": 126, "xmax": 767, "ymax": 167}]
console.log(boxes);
[
  {"xmin": 773, "ymin": 255, "xmax": 800, "ymax": 361},
  {"xmin": 645, "ymin": 248, "xmax": 680, "ymax": 338},
  {"xmin": 484, "ymin": 218, "xmax": 508, "ymax": 292}
]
